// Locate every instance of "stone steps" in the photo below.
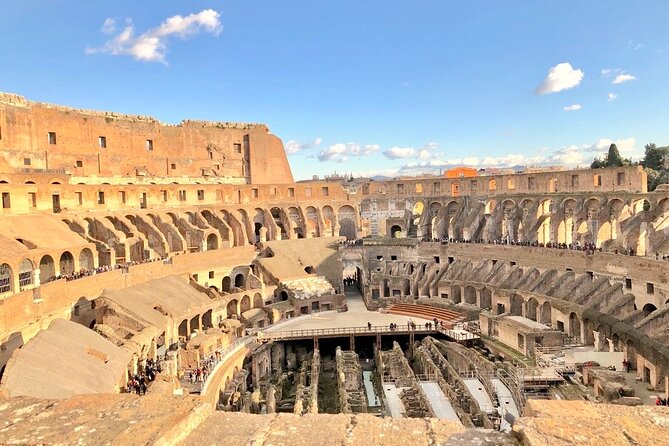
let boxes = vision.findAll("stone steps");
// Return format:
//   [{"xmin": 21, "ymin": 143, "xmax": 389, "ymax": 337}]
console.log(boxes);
[{"xmin": 387, "ymin": 303, "xmax": 462, "ymax": 326}]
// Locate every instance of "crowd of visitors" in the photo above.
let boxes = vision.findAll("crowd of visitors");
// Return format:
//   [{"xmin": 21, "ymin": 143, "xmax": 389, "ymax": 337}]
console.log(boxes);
[
  {"xmin": 381, "ymin": 318, "xmax": 446, "ymax": 332},
  {"xmin": 187, "ymin": 352, "xmax": 223, "ymax": 388},
  {"xmin": 126, "ymin": 358, "xmax": 162, "ymax": 396},
  {"xmin": 340, "ymin": 239, "xmax": 363, "ymax": 247},
  {"xmin": 434, "ymin": 237, "xmax": 650, "ymax": 257},
  {"xmin": 343, "ymin": 277, "xmax": 357, "ymax": 287},
  {"xmin": 48, "ymin": 256, "xmax": 171, "ymax": 283}
]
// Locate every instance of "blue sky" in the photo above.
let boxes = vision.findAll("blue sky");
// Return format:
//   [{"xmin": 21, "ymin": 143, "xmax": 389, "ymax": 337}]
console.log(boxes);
[{"xmin": 1, "ymin": 1, "xmax": 668, "ymax": 180}]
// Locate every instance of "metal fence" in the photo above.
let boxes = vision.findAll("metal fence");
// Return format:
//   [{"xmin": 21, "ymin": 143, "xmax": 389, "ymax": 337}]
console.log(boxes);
[{"xmin": 257, "ymin": 324, "xmax": 438, "ymax": 341}]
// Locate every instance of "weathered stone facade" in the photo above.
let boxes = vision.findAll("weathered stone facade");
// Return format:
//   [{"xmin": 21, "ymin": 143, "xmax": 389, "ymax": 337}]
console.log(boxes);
[{"xmin": 0, "ymin": 93, "xmax": 668, "ymax": 444}]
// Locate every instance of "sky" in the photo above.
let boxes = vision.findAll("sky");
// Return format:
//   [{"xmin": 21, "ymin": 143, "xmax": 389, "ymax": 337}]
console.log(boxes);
[{"xmin": 1, "ymin": 1, "xmax": 668, "ymax": 180}]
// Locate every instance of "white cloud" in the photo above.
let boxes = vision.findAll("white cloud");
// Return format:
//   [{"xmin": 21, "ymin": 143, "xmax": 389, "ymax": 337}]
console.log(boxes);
[
  {"xmin": 101, "ymin": 18, "xmax": 116, "ymax": 34},
  {"xmin": 382, "ymin": 142, "xmax": 439, "ymax": 160},
  {"xmin": 317, "ymin": 143, "xmax": 379, "ymax": 162},
  {"xmin": 585, "ymin": 137, "xmax": 636, "ymax": 154},
  {"xmin": 535, "ymin": 62, "xmax": 584, "ymax": 95},
  {"xmin": 86, "ymin": 9, "xmax": 222, "ymax": 64},
  {"xmin": 285, "ymin": 138, "xmax": 322, "ymax": 155},
  {"xmin": 601, "ymin": 68, "xmax": 613, "ymax": 77},
  {"xmin": 393, "ymin": 137, "xmax": 638, "ymax": 176},
  {"xmin": 607, "ymin": 92, "xmax": 618, "ymax": 101},
  {"xmin": 612, "ymin": 73, "xmax": 636, "ymax": 84},
  {"xmin": 547, "ymin": 145, "xmax": 588, "ymax": 164},
  {"xmin": 384, "ymin": 147, "xmax": 417, "ymax": 159},
  {"xmin": 563, "ymin": 104, "xmax": 582, "ymax": 111}
]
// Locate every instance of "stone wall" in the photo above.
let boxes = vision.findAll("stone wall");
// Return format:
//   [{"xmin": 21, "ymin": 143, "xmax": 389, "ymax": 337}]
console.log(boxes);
[{"xmin": 0, "ymin": 92, "xmax": 293, "ymax": 184}]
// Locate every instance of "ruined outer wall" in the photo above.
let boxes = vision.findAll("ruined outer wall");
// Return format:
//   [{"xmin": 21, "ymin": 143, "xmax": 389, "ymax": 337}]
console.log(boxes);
[
  {"xmin": 0, "ymin": 179, "xmax": 346, "ymax": 215},
  {"xmin": 247, "ymin": 131, "xmax": 294, "ymax": 184},
  {"xmin": 0, "ymin": 92, "xmax": 293, "ymax": 184},
  {"xmin": 362, "ymin": 165, "xmax": 646, "ymax": 197},
  {"xmin": 442, "ymin": 243, "xmax": 668, "ymax": 309}
]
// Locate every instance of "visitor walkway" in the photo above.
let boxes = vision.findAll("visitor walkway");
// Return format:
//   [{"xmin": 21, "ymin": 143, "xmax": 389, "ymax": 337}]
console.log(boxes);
[
  {"xmin": 419, "ymin": 381, "xmax": 461, "ymax": 423},
  {"xmin": 257, "ymin": 324, "xmax": 438, "ymax": 342},
  {"xmin": 491, "ymin": 378, "xmax": 520, "ymax": 431},
  {"xmin": 463, "ymin": 378, "xmax": 495, "ymax": 414},
  {"xmin": 381, "ymin": 382, "xmax": 407, "ymax": 418}
]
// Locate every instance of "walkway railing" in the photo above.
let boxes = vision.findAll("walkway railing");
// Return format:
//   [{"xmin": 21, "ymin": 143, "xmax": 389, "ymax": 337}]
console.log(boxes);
[
  {"xmin": 257, "ymin": 324, "xmax": 438, "ymax": 341},
  {"xmin": 197, "ymin": 337, "xmax": 254, "ymax": 395},
  {"xmin": 436, "ymin": 324, "xmax": 480, "ymax": 341}
]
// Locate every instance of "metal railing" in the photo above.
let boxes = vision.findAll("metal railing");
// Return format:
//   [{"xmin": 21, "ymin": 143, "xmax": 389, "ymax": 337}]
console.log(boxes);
[
  {"xmin": 437, "ymin": 326, "xmax": 480, "ymax": 341},
  {"xmin": 198, "ymin": 337, "xmax": 254, "ymax": 394},
  {"xmin": 257, "ymin": 324, "xmax": 438, "ymax": 341}
]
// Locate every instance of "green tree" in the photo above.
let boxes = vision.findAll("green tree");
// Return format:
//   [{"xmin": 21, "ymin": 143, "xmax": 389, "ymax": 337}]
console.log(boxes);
[
  {"xmin": 641, "ymin": 143, "xmax": 669, "ymax": 170},
  {"xmin": 590, "ymin": 157, "xmax": 606, "ymax": 169},
  {"xmin": 640, "ymin": 142, "xmax": 669, "ymax": 191},
  {"xmin": 606, "ymin": 143, "xmax": 624, "ymax": 167}
]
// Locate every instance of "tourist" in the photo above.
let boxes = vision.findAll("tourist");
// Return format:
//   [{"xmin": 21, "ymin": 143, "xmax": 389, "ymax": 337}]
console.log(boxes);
[{"xmin": 367, "ymin": 322, "xmax": 372, "ymax": 330}]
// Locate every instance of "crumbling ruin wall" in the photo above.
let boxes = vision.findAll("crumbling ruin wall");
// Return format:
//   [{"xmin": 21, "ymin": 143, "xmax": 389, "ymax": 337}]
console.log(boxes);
[
  {"xmin": 294, "ymin": 350, "xmax": 319, "ymax": 415},
  {"xmin": 379, "ymin": 341, "xmax": 433, "ymax": 418},
  {"xmin": 413, "ymin": 342, "xmax": 474, "ymax": 427},
  {"xmin": 433, "ymin": 337, "xmax": 524, "ymax": 412},
  {"xmin": 422, "ymin": 338, "xmax": 493, "ymax": 428},
  {"xmin": 335, "ymin": 347, "xmax": 368, "ymax": 414}
]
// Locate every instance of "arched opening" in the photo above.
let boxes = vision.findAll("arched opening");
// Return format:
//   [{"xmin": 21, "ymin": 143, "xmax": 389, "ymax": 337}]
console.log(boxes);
[
  {"xmin": 240, "ymin": 295, "xmax": 251, "ymax": 313},
  {"xmin": 305, "ymin": 206, "xmax": 320, "ymax": 238},
  {"xmin": 234, "ymin": 273, "xmax": 245, "ymax": 289},
  {"xmin": 189, "ymin": 315, "xmax": 199, "ymax": 334},
  {"xmin": 510, "ymin": 294, "xmax": 523, "ymax": 316},
  {"xmin": 338, "ymin": 218, "xmax": 356, "ymax": 241},
  {"xmin": 322, "ymin": 206, "xmax": 335, "ymax": 236},
  {"xmin": 178, "ymin": 319, "xmax": 188, "ymax": 338},
  {"xmin": 390, "ymin": 225, "xmax": 402, "ymax": 239},
  {"xmin": 227, "ymin": 299, "xmax": 239, "ymax": 317},
  {"xmin": 39, "ymin": 255, "xmax": 55, "ymax": 283},
  {"xmin": 59, "ymin": 251, "xmax": 75, "ymax": 276},
  {"xmin": 280, "ymin": 291, "xmax": 289, "ymax": 301},
  {"xmin": 202, "ymin": 309, "xmax": 213, "ymax": 329},
  {"xmin": 222, "ymin": 276, "xmax": 232, "ymax": 292},
  {"xmin": 464, "ymin": 286, "xmax": 477, "ymax": 305},
  {"xmin": 206, "ymin": 233, "xmax": 218, "ymax": 251},
  {"xmin": 253, "ymin": 293, "xmax": 263, "ymax": 308},
  {"xmin": 79, "ymin": 248, "xmax": 94, "ymax": 270},
  {"xmin": 304, "ymin": 266, "xmax": 316, "ymax": 274},
  {"xmin": 581, "ymin": 318, "xmax": 595, "ymax": 345},
  {"xmin": 642, "ymin": 303, "xmax": 657, "ymax": 317},
  {"xmin": 89, "ymin": 319, "xmax": 97, "ymax": 329},
  {"xmin": 525, "ymin": 298, "xmax": 538, "ymax": 321},
  {"xmin": 625, "ymin": 339, "xmax": 637, "ymax": 369},
  {"xmin": 18, "ymin": 259, "xmax": 34, "ymax": 289},
  {"xmin": 254, "ymin": 222, "xmax": 263, "ymax": 243},
  {"xmin": 480, "ymin": 288, "xmax": 492, "ymax": 310},
  {"xmin": 568, "ymin": 312, "xmax": 580, "ymax": 337},
  {"xmin": 540, "ymin": 301, "xmax": 551, "ymax": 325},
  {"xmin": 271, "ymin": 207, "xmax": 288, "ymax": 239},
  {"xmin": 451, "ymin": 285, "xmax": 462, "ymax": 304},
  {"xmin": 0, "ymin": 263, "xmax": 13, "ymax": 294},
  {"xmin": 402, "ymin": 278, "xmax": 411, "ymax": 296}
]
